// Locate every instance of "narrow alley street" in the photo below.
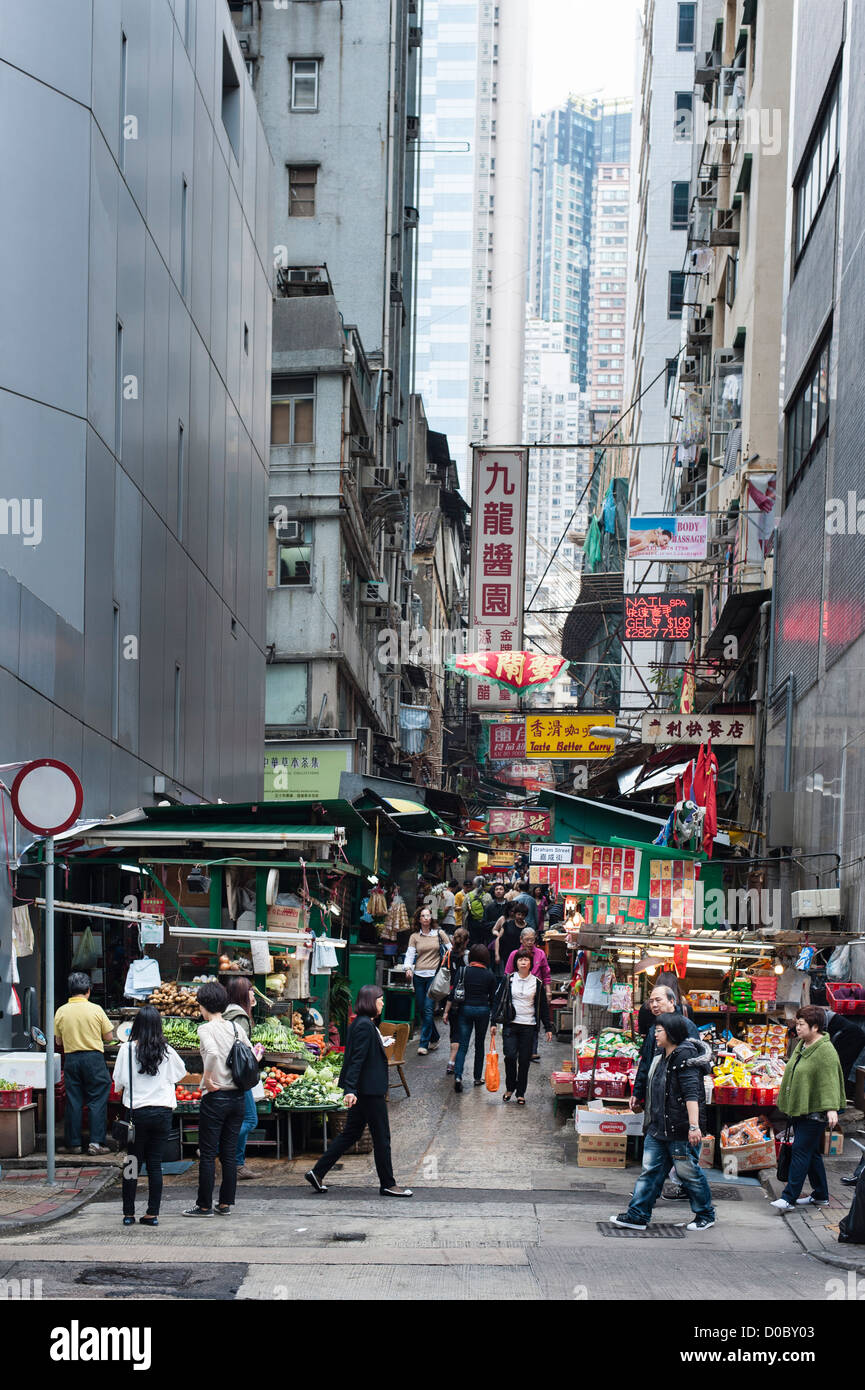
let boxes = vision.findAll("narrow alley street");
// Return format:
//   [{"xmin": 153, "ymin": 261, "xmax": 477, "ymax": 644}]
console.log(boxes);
[{"xmin": 0, "ymin": 1042, "xmax": 845, "ymax": 1301}]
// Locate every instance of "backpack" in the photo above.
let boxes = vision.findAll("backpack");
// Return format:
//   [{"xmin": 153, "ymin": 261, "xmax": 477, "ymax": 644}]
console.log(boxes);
[
  {"xmin": 227, "ymin": 1021, "xmax": 259, "ymax": 1092},
  {"xmin": 466, "ymin": 891, "xmax": 485, "ymax": 921}
]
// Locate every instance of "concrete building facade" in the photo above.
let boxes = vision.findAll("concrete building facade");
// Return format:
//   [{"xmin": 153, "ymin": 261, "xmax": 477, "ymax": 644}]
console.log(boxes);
[{"xmin": 0, "ymin": 0, "xmax": 272, "ymax": 1043}]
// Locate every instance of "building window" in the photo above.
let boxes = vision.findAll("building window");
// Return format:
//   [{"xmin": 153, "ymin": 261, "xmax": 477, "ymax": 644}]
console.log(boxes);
[
  {"xmin": 674, "ymin": 92, "xmax": 693, "ymax": 142},
  {"xmin": 794, "ymin": 70, "xmax": 840, "ymax": 263},
  {"xmin": 180, "ymin": 177, "xmax": 188, "ymax": 295},
  {"xmin": 221, "ymin": 37, "xmax": 241, "ymax": 159},
  {"xmin": 176, "ymin": 421, "xmax": 185, "ymax": 539},
  {"xmin": 271, "ymin": 375, "xmax": 314, "ymax": 445},
  {"xmin": 288, "ymin": 164, "xmax": 317, "ymax": 217},
  {"xmin": 785, "ymin": 335, "xmax": 830, "ymax": 499},
  {"xmin": 266, "ymin": 663, "xmax": 309, "ymax": 726},
  {"xmin": 665, "ymin": 357, "xmax": 679, "ymax": 402},
  {"xmin": 677, "ymin": 3, "xmax": 696, "ymax": 50},
  {"xmin": 290, "ymin": 58, "xmax": 319, "ymax": 111},
  {"xmin": 278, "ymin": 525, "xmax": 312, "ymax": 586},
  {"xmin": 115, "ymin": 319, "xmax": 123, "ymax": 458},
  {"xmin": 668, "ymin": 271, "xmax": 686, "ymax": 319},
  {"xmin": 671, "ymin": 181, "xmax": 690, "ymax": 229}
]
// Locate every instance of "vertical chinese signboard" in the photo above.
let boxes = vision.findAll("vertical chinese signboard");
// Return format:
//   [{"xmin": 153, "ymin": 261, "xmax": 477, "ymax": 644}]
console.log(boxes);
[{"xmin": 469, "ymin": 447, "xmax": 529, "ymax": 711}]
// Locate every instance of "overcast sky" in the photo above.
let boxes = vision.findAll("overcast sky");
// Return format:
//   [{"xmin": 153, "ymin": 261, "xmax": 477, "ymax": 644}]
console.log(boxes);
[{"xmin": 530, "ymin": 0, "xmax": 640, "ymax": 115}]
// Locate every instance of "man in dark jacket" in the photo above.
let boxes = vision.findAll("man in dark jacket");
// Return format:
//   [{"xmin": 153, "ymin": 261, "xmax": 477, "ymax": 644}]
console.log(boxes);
[{"xmin": 611, "ymin": 1014, "xmax": 715, "ymax": 1232}]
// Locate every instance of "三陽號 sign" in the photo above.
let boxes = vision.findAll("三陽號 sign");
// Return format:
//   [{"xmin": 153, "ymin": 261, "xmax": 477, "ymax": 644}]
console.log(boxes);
[
  {"xmin": 525, "ymin": 714, "xmax": 616, "ymax": 759},
  {"xmin": 488, "ymin": 807, "xmax": 551, "ymax": 836},
  {"xmin": 623, "ymin": 593, "xmax": 695, "ymax": 643}
]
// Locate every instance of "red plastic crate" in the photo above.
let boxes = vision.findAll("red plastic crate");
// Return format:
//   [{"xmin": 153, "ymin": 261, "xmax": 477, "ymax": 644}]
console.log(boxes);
[
  {"xmin": 0, "ymin": 1086, "xmax": 33, "ymax": 1109},
  {"xmin": 826, "ymin": 981, "xmax": 865, "ymax": 1015}
]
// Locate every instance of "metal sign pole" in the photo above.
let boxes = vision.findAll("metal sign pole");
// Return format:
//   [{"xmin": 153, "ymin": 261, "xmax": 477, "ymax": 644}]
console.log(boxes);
[{"xmin": 45, "ymin": 835, "xmax": 56, "ymax": 1185}]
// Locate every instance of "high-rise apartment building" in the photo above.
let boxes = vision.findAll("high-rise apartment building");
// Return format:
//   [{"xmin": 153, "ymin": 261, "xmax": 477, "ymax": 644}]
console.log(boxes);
[
  {"xmin": 621, "ymin": 0, "xmax": 699, "ymax": 709},
  {"xmin": 530, "ymin": 99, "xmax": 631, "ymax": 396},
  {"xmin": 0, "ymin": 2, "xmax": 273, "ymax": 1044},
  {"xmin": 251, "ymin": 0, "xmax": 421, "ymax": 776},
  {"xmin": 588, "ymin": 157, "xmax": 631, "ymax": 433},
  {"xmin": 414, "ymin": 0, "xmax": 530, "ymax": 487}
]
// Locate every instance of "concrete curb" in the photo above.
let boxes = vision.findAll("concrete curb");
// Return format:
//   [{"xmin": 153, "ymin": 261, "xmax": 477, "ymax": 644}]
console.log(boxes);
[
  {"xmin": 758, "ymin": 1168, "xmax": 865, "ymax": 1275},
  {"xmin": 0, "ymin": 1165, "xmax": 121, "ymax": 1235}
]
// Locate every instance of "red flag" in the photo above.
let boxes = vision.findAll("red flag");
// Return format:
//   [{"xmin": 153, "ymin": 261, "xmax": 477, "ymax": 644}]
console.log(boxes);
[
  {"xmin": 672, "ymin": 940, "xmax": 689, "ymax": 978},
  {"xmin": 678, "ymin": 759, "xmax": 693, "ymax": 805},
  {"xmin": 702, "ymin": 740, "xmax": 719, "ymax": 858},
  {"xmin": 692, "ymin": 743, "xmax": 708, "ymax": 805}
]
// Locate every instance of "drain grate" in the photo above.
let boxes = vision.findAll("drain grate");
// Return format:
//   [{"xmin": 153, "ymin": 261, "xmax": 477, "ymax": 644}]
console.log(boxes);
[
  {"xmin": 599, "ymin": 1223, "xmax": 685, "ymax": 1238},
  {"xmin": 706, "ymin": 1187, "xmax": 742, "ymax": 1202},
  {"xmin": 331, "ymin": 1232, "xmax": 366, "ymax": 1242}
]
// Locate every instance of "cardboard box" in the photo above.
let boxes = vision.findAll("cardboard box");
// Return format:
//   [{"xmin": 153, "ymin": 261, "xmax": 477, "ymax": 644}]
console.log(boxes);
[
  {"xmin": 577, "ymin": 1135, "xmax": 627, "ymax": 1168},
  {"xmin": 720, "ymin": 1137, "xmax": 776, "ymax": 1173},
  {"xmin": 550, "ymin": 1072, "xmax": 576, "ymax": 1096},
  {"xmin": 181, "ymin": 1073, "xmax": 203, "ymax": 1086},
  {"xmin": 576, "ymin": 1104, "xmax": 644, "ymax": 1137},
  {"xmin": 823, "ymin": 1130, "xmax": 844, "ymax": 1157}
]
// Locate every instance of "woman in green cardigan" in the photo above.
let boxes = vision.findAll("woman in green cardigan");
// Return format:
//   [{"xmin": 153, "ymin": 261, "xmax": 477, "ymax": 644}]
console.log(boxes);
[{"xmin": 772, "ymin": 1005, "xmax": 846, "ymax": 1212}]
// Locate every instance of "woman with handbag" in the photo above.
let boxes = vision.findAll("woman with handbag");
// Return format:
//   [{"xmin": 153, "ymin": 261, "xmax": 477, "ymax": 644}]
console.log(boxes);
[
  {"xmin": 437, "ymin": 927, "xmax": 470, "ymax": 1076},
  {"xmin": 447, "ymin": 944, "xmax": 498, "ymax": 1093},
  {"xmin": 772, "ymin": 1005, "xmax": 847, "ymax": 1212},
  {"xmin": 492, "ymin": 948, "xmax": 553, "ymax": 1104},
  {"xmin": 224, "ymin": 975, "xmax": 261, "ymax": 1182},
  {"xmin": 112, "ymin": 1005, "xmax": 187, "ymax": 1226},
  {"xmin": 404, "ymin": 906, "xmax": 451, "ymax": 1056},
  {"xmin": 305, "ymin": 986, "xmax": 412, "ymax": 1197}
]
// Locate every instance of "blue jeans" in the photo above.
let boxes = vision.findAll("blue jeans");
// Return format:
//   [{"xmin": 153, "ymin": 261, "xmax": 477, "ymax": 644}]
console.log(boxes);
[
  {"xmin": 236, "ymin": 1087, "xmax": 258, "ymax": 1167},
  {"xmin": 413, "ymin": 975, "xmax": 440, "ymax": 1048},
  {"xmin": 626, "ymin": 1132, "xmax": 716, "ymax": 1225},
  {"xmin": 781, "ymin": 1117, "xmax": 828, "ymax": 1203},
  {"xmin": 455, "ymin": 1005, "xmax": 490, "ymax": 1083}
]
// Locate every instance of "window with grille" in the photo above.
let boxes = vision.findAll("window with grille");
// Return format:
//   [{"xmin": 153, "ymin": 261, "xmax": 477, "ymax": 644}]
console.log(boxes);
[{"xmin": 288, "ymin": 165, "xmax": 317, "ymax": 217}]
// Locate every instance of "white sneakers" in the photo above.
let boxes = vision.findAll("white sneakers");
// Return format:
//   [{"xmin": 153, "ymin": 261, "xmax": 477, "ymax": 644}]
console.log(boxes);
[
  {"xmin": 770, "ymin": 1197, "xmax": 796, "ymax": 1211},
  {"xmin": 416, "ymin": 1046, "xmax": 428, "ymax": 1055}
]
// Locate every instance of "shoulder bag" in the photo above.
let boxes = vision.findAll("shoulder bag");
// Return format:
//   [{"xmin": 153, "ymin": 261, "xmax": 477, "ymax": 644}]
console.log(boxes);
[
  {"xmin": 429, "ymin": 948, "xmax": 452, "ymax": 1001},
  {"xmin": 111, "ymin": 1045, "xmax": 135, "ymax": 1148},
  {"xmin": 227, "ymin": 1021, "xmax": 260, "ymax": 1092}
]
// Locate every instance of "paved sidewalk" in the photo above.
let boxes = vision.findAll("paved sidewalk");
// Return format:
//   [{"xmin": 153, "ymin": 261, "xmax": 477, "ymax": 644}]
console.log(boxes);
[
  {"xmin": 760, "ymin": 1117, "xmax": 865, "ymax": 1273},
  {"xmin": 0, "ymin": 1161, "xmax": 120, "ymax": 1231}
]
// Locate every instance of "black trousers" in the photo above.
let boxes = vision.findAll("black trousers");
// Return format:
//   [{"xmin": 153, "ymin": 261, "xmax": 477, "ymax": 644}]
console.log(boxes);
[
  {"xmin": 196, "ymin": 1090, "xmax": 246, "ymax": 1210},
  {"xmin": 121, "ymin": 1106, "xmax": 173, "ymax": 1216},
  {"xmin": 63, "ymin": 1051, "xmax": 111, "ymax": 1148},
  {"xmin": 313, "ymin": 1095, "xmax": 396, "ymax": 1191},
  {"xmin": 503, "ymin": 1023, "xmax": 535, "ymax": 1098}
]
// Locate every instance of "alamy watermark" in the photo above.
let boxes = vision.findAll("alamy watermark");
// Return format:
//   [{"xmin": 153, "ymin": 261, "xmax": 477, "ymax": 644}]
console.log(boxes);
[{"xmin": 0, "ymin": 498, "xmax": 42, "ymax": 546}]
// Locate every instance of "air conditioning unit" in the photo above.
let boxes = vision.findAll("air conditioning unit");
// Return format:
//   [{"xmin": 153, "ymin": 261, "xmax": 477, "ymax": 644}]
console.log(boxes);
[
  {"xmin": 275, "ymin": 518, "xmax": 302, "ymax": 542},
  {"xmin": 361, "ymin": 579, "xmax": 389, "ymax": 605},
  {"xmin": 404, "ymin": 206, "xmax": 420, "ymax": 229},
  {"xmin": 791, "ymin": 889, "xmax": 841, "ymax": 919},
  {"xmin": 680, "ymin": 355, "xmax": 699, "ymax": 381}
]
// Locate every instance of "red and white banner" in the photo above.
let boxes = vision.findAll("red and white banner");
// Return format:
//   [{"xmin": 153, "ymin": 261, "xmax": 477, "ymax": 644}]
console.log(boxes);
[{"xmin": 468, "ymin": 447, "xmax": 528, "ymax": 710}]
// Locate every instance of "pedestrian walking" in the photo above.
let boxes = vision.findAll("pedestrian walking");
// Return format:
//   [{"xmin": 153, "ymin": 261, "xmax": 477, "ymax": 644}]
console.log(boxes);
[
  {"xmin": 610, "ymin": 1014, "xmax": 716, "ymax": 1232},
  {"xmin": 532, "ymin": 885, "xmax": 549, "ymax": 937},
  {"xmin": 447, "ymin": 945, "xmax": 498, "ymax": 1092},
  {"xmin": 493, "ymin": 948, "xmax": 553, "ymax": 1104},
  {"xmin": 510, "ymin": 880, "xmax": 538, "ymax": 931},
  {"xmin": 490, "ymin": 901, "xmax": 522, "ymax": 977},
  {"xmin": 223, "ymin": 975, "xmax": 259, "ymax": 1181},
  {"xmin": 304, "ymin": 986, "xmax": 412, "ymax": 1197},
  {"xmin": 771, "ymin": 1005, "xmax": 847, "ymax": 1212},
  {"xmin": 481, "ymin": 881, "xmax": 508, "ymax": 947},
  {"xmin": 503, "ymin": 926, "xmax": 552, "ymax": 1062},
  {"xmin": 440, "ymin": 927, "xmax": 470, "ymax": 1075},
  {"xmin": 54, "ymin": 972, "xmax": 118, "ymax": 1155},
  {"xmin": 631, "ymin": 983, "xmax": 701, "ymax": 1200},
  {"xmin": 183, "ymin": 981, "xmax": 253, "ymax": 1217},
  {"xmin": 463, "ymin": 876, "xmax": 492, "ymax": 945},
  {"xmin": 112, "ymin": 1004, "xmax": 187, "ymax": 1226},
  {"xmin": 404, "ymin": 906, "xmax": 451, "ymax": 1055},
  {"xmin": 452, "ymin": 880, "xmax": 465, "ymax": 929},
  {"xmin": 637, "ymin": 970, "xmax": 694, "ymax": 1035}
]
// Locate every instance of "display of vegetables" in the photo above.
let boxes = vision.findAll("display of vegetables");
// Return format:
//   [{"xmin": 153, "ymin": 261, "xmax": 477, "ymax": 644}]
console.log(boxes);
[
  {"xmin": 260, "ymin": 1067, "xmax": 300, "ymax": 1099},
  {"xmin": 175, "ymin": 1082, "xmax": 202, "ymax": 1103},
  {"xmin": 0, "ymin": 1077, "xmax": 25, "ymax": 1091},
  {"xmin": 161, "ymin": 1018, "xmax": 202, "ymax": 1049},
  {"xmin": 148, "ymin": 981, "xmax": 201, "ymax": 1018},
  {"xmin": 274, "ymin": 1054, "xmax": 344, "ymax": 1109},
  {"xmin": 250, "ymin": 1018, "xmax": 308, "ymax": 1054}
]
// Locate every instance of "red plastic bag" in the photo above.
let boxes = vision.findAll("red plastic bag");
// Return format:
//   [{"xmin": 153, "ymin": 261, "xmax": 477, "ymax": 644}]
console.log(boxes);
[{"xmin": 485, "ymin": 1046, "xmax": 500, "ymax": 1093}]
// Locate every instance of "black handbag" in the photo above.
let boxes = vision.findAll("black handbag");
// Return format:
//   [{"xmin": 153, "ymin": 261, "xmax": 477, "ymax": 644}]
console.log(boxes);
[
  {"xmin": 111, "ymin": 1045, "xmax": 135, "ymax": 1148},
  {"xmin": 227, "ymin": 1021, "xmax": 260, "ymax": 1092},
  {"xmin": 776, "ymin": 1122, "xmax": 793, "ymax": 1182}
]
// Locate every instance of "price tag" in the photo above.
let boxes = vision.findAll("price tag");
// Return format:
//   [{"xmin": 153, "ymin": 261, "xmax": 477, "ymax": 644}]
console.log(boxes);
[{"xmin": 250, "ymin": 936, "xmax": 272, "ymax": 975}]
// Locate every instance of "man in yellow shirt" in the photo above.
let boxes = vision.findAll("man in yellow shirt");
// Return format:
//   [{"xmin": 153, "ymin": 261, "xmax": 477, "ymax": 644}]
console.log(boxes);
[
  {"xmin": 54, "ymin": 973, "xmax": 117, "ymax": 1155},
  {"xmin": 453, "ymin": 880, "xmax": 465, "ymax": 929}
]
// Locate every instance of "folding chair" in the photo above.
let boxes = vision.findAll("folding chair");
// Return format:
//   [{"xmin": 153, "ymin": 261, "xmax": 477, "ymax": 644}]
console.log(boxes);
[{"xmin": 380, "ymin": 1020, "xmax": 410, "ymax": 1099}]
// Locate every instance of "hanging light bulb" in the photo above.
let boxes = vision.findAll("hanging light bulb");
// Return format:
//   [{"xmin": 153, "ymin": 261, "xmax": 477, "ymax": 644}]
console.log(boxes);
[
  {"xmin": 645, "ymin": 964, "xmax": 657, "ymax": 977},
  {"xmin": 774, "ymin": 962, "xmax": 784, "ymax": 975}
]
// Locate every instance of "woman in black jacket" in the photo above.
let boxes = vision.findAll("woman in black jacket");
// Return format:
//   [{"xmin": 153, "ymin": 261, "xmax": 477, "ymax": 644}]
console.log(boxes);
[
  {"xmin": 304, "ymin": 986, "xmax": 412, "ymax": 1198},
  {"xmin": 444, "ymin": 944, "xmax": 498, "ymax": 1092},
  {"xmin": 491, "ymin": 948, "xmax": 552, "ymax": 1104}
]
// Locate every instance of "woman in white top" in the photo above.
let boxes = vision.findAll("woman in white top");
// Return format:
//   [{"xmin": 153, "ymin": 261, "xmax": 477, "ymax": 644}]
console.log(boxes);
[
  {"xmin": 113, "ymin": 1004, "xmax": 187, "ymax": 1226},
  {"xmin": 491, "ymin": 948, "xmax": 552, "ymax": 1104}
]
